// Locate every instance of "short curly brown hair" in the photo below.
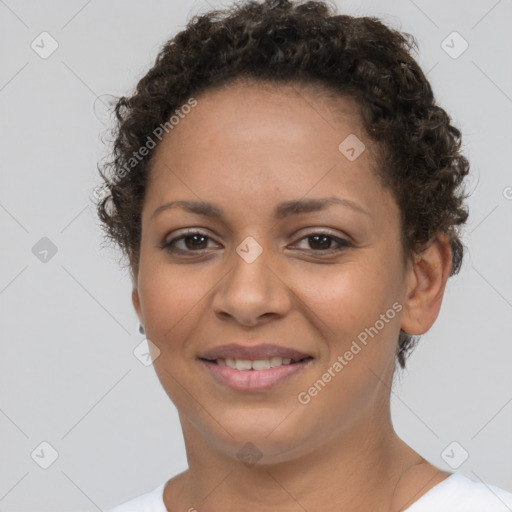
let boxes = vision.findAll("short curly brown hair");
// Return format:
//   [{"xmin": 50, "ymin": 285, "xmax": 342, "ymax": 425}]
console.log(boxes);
[{"xmin": 95, "ymin": 0, "xmax": 470, "ymax": 368}]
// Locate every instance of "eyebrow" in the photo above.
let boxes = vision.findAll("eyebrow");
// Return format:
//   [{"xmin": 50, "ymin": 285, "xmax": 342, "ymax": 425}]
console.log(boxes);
[{"xmin": 151, "ymin": 196, "xmax": 371, "ymax": 220}]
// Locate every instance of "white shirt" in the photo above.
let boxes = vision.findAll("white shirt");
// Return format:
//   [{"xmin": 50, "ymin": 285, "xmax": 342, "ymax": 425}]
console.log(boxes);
[{"xmin": 106, "ymin": 473, "xmax": 512, "ymax": 512}]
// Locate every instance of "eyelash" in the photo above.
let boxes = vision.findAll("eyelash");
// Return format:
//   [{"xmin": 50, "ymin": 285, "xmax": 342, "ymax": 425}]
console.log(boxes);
[{"xmin": 160, "ymin": 229, "xmax": 353, "ymax": 256}]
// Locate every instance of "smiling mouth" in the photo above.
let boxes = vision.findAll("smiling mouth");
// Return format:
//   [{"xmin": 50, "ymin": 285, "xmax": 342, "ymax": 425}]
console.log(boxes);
[{"xmin": 200, "ymin": 356, "xmax": 313, "ymax": 371}]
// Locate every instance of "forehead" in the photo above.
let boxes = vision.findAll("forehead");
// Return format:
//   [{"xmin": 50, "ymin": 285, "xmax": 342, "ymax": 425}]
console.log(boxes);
[
  {"xmin": 187, "ymin": 79, "xmax": 365, "ymax": 133},
  {"xmin": 148, "ymin": 80, "xmax": 373, "ymax": 177},
  {"xmin": 143, "ymin": 80, "xmax": 393, "ymax": 225}
]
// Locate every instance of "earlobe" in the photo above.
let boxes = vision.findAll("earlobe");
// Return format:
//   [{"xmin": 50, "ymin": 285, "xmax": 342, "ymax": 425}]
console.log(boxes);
[{"xmin": 400, "ymin": 233, "xmax": 453, "ymax": 336}]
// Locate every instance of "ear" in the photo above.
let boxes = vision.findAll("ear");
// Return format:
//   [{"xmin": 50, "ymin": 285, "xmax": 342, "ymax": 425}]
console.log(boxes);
[
  {"xmin": 132, "ymin": 287, "xmax": 143, "ymax": 324},
  {"xmin": 400, "ymin": 233, "xmax": 453, "ymax": 336}
]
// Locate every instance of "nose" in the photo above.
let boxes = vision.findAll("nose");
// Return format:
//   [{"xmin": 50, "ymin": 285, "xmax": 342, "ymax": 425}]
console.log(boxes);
[{"xmin": 212, "ymin": 239, "xmax": 292, "ymax": 327}]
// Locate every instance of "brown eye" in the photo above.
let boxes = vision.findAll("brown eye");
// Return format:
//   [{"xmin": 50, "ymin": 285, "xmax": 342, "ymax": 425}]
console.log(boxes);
[
  {"xmin": 181, "ymin": 234, "xmax": 209, "ymax": 250},
  {"xmin": 293, "ymin": 232, "xmax": 352, "ymax": 253},
  {"xmin": 308, "ymin": 234, "xmax": 334, "ymax": 250},
  {"xmin": 161, "ymin": 230, "xmax": 220, "ymax": 254}
]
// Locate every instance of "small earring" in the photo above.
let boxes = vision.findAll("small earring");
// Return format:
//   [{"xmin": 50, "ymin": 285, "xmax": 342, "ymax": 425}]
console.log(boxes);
[{"xmin": 139, "ymin": 323, "xmax": 145, "ymax": 335}]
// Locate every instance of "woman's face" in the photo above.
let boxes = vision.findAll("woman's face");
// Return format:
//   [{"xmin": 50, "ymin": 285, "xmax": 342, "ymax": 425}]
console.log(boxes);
[{"xmin": 132, "ymin": 81, "xmax": 417, "ymax": 463}]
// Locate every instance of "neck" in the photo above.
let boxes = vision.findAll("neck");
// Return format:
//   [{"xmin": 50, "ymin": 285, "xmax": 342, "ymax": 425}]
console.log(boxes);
[{"xmin": 165, "ymin": 412, "xmax": 442, "ymax": 512}]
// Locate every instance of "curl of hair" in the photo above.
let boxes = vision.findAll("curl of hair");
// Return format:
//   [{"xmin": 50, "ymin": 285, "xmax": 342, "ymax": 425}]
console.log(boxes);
[{"xmin": 95, "ymin": 0, "xmax": 470, "ymax": 368}]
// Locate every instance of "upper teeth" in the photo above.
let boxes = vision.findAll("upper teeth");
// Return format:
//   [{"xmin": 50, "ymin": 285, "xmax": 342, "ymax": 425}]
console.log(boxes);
[{"xmin": 217, "ymin": 357, "xmax": 293, "ymax": 370}]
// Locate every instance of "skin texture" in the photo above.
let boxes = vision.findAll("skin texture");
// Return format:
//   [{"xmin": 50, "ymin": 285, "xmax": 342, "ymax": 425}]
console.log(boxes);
[{"xmin": 131, "ymin": 81, "xmax": 453, "ymax": 512}]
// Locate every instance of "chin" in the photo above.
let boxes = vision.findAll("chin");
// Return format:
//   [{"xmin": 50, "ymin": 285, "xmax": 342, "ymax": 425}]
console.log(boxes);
[{"xmin": 204, "ymin": 409, "xmax": 315, "ymax": 464}]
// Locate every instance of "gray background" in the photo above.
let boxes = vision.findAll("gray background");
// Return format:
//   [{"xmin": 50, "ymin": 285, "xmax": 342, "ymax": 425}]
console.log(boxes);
[{"xmin": 1, "ymin": 0, "xmax": 511, "ymax": 510}]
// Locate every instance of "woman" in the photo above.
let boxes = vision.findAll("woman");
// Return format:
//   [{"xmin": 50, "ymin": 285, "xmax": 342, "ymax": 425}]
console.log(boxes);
[{"xmin": 97, "ymin": 0, "xmax": 512, "ymax": 510}]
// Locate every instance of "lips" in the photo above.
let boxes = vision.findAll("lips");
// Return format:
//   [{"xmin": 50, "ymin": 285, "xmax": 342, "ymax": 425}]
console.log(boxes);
[
  {"xmin": 197, "ymin": 343, "xmax": 312, "ymax": 363},
  {"xmin": 197, "ymin": 343, "xmax": 314, "ymax": 391}
]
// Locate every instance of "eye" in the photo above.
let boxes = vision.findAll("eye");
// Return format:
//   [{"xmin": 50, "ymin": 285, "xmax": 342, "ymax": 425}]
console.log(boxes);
[
  {"xmin": 160, "ymin": 230, "xmax": 220, "ymax": 254},
  {"xmin": 292, "ymin": 231, "xmax": 352, "ymax": 254},
  {"xmin": 160, "ymin": 229, "xmax": 353, "ymax": 256}
]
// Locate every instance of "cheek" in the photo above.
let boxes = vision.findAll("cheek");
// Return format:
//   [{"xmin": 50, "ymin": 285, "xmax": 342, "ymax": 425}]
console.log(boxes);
[
  {"xmin": 296, "ymin": 254, "xmax": 401, "ymax": 342},
  {"xmin": 137, "ymin": 261, "xmax": 216, "ymax": 408},
  {"xmin": 290, "ymin": 259, "xmax": 403, "ymax": 432},
  {"xmin": 138, "ymin": 260, "xmax": 214, "ymax": 352}
]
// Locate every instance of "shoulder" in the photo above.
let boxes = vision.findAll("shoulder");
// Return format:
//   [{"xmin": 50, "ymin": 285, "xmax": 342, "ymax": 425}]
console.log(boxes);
[
  {"xmin": 105, "ymin": 481, "xmax": 167, "ymax": 512},
  {"xmin": 406, "ymin": 473, "xmax": 512, "ymax": 511}
]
